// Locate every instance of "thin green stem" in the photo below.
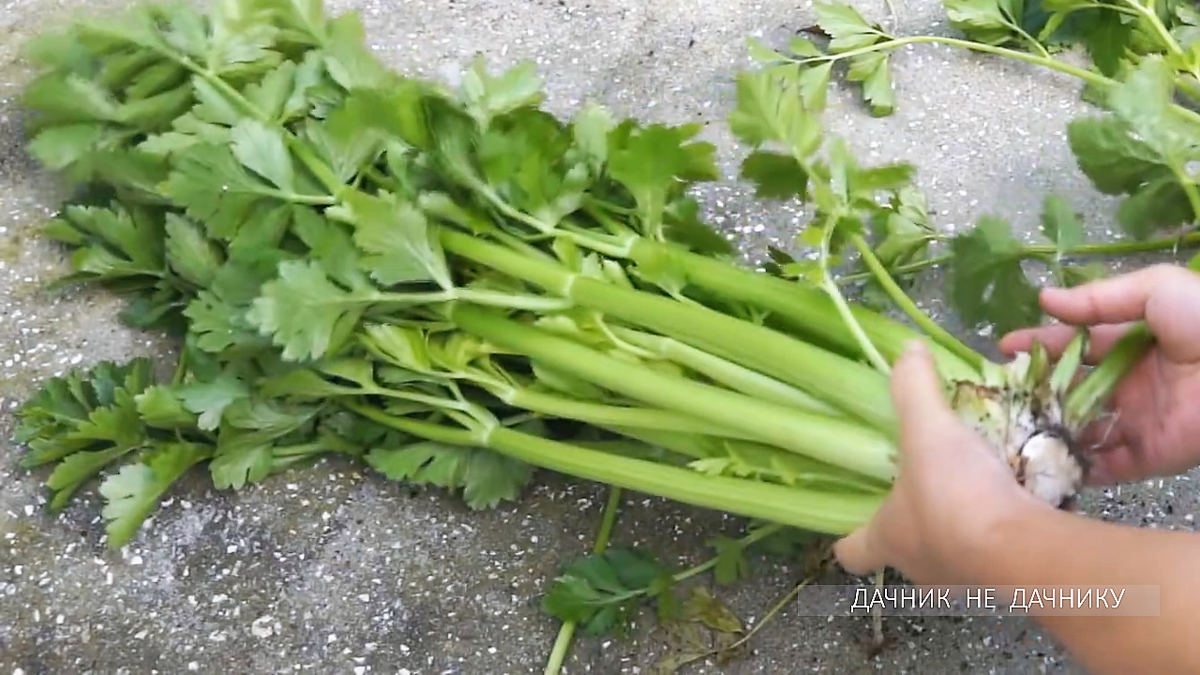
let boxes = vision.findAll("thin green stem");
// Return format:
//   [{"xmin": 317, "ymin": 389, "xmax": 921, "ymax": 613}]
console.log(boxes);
[
  {"xmin": 674, "ymin": 524, "xmax": 787, "ymax": 582},
  {"xmin": 849, "ymin": 234, "xmax": 985, "ymax": 370},
  {"xmin": 836, "ymin": 231, "xmax": 1200, "ymax": 285},
  {"xmin": 802, "ymin": 35, "xmax": 1106, "ymax": 87},
  {"xmin": 618, "ymin": 238, "xmax": 980, "ymax": 383},
  {"xmin": 820, "ymin": 221, "xmax": 890, "ymax": 375},
  {"xmin": 452, "ymin": 288, "xmax": 575, "ymax": 311},
  {"xmin": 803, "ymin": 34, "xmax": 1200, "ymax": 127},
  {"xmin": 484, "ymin": 426, "xmax": 884, "ymax": 534},
  {"xmin": 1120, "ymin": 0, "xmax": 1183, "ymax": 57},
  {"xmin": 543, "ymin": 487, "xmax": 624, "ymax": 675},
  {"xmin": 272, "ymin": 190, "xmax": 338, "ymax": 205},
  {"xmin": 346, "ymin": 401, "xmax": 485, "ymax": 445}
]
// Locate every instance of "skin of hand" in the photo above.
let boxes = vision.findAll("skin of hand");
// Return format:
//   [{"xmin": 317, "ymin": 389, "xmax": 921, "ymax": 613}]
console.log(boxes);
[
  {"xmin": 1000, "ymin": 263, "xmax": 1200, "ymax": 485},
  {"xmin": 834, "ymin": 264, "xmax": 1200, "ymax": 675},
  {"xmin": 832, "ymin": 340, "xmax": 1049, "ymax": 587}
]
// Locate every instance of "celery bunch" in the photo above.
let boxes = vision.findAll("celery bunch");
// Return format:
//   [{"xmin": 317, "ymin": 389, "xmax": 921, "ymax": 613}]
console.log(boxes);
[{"xmin": 11, "ymin": 0, "xmax": 1143, "ymax": 558}]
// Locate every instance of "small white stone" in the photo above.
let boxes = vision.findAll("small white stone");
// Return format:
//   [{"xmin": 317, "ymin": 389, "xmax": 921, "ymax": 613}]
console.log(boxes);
[{"xmin": 251, "ymin": 616, "xmax": 276, "ymax": 639}]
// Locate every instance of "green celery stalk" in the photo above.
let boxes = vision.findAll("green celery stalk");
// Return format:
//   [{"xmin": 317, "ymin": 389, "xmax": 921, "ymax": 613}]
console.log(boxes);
[
  {"xmin": 350, "ymin": 402, "xmax": 883, "ymax": 534},
  {"xmin": 499, "ymin": 387, "xmax": 767, "ymax": 440},
  {"xmin": 608, "ymin": 326, "xmax": 845, "ymax": 417},
  {"xmin": 441, "ymin": 230, "xmax": 898, "ymax": 433},
  {"xmin": 450, "ymin": 304, "xmax": 898, "ymax": 483},
  {"xmin": 623, "ymin": 238, "xmax": 983, "ymax": 381}
]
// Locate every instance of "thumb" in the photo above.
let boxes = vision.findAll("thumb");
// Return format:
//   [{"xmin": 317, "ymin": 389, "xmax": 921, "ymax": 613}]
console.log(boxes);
[
  {"xmin": 890, "ymin": 341, "xmax": 956, "ymax": 449},
  {"xmin": 832, "ymin": 521, "xmax": 885, "ymax": 576}
]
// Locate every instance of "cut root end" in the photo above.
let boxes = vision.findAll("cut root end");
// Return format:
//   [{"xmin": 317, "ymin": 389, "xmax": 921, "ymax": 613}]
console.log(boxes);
[{"xmin": 949, "ymin": 349, "xmax": 1092, "ymax": 509}]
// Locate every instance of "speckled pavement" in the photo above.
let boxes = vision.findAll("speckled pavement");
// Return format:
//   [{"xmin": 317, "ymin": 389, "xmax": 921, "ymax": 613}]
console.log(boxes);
[{"xmin": 1, "ymin": 0, "xmax": 1196, "ymax": 673}]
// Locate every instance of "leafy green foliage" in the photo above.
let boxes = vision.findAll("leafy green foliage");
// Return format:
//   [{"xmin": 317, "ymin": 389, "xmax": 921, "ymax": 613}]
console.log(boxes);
[
  {"xmin": 366, "ymin": 442, "xmax": 534, "ymax": 510},
  {"xmin": 1067, "ymin": 57, "xmax": 1200, "ymax": 238},
  {"xmin": 100, "ymin": 443, "xmax": 212, "ymax": 547},
  {"xmin": 948, "ymin": 216, "xmax": 1042, "ymax": 336},
  {"xmin": 541, "ymin": 547, "xmax": 677, "ymax": 635}
]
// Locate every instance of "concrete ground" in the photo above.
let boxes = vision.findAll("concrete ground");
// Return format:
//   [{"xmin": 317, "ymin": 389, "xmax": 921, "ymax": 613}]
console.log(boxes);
[{"xmin": 1, "ymin": 0, "xmax": 1196, "ymax": 673}]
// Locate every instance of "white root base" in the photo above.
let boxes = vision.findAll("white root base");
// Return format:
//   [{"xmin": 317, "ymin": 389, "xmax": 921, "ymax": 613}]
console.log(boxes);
[{"xmin": 950, "ymin": 352, "xmax": 1086, "ymax": 508}]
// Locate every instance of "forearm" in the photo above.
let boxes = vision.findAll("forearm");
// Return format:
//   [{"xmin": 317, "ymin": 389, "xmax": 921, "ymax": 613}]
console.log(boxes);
[{"xmin": 970, "ymin": 502, "xmax": 1200, "ymax": 674}]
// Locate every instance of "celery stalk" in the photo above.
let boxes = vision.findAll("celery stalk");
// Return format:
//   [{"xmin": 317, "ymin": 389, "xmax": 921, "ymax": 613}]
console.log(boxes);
[
  {"xmin": 623, "ymin": 238, "xmax": 983, "ymax": 382},
  {"xmin": 450, "ymin": 304, "xmax": 898, "ymax": 482},
  {"xmin": 350, "ymin": 402, "xmax": 884, "ymax": 534},
  {"xmin": 441, "ymin": 230, "xmax": 898, "ymax": 433}
]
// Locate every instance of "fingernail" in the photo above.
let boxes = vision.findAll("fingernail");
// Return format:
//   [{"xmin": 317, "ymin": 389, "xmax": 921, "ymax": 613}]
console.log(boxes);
[{"xmin": 903, "ymin": 340, "xmax": 927, "ymax": 355}]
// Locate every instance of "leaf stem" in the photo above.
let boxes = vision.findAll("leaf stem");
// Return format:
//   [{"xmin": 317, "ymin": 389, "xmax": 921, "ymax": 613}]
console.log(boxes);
[
  {"xmin": 543, "ymin": 487, "xmax": 624, "ymax": 675},
  {"xmin": 819, "ymin": 218, "xmax": 890, "ymax": 375},
  {"xmin": 803, "ymin": 34, "xmax": 1200, "ymax": 127},
  {"xmin": 849, "ymin": 234, "xmax": 985, "ymax": 370},
  {"xmin": 1119, "ymin": 0, "xmax": 1183, "ymax": 58},
  {"xmin": 673, "ymin": 524, "xmax": 787, "ymax": 582},
  {"xmin": 805, "ymin": 35, "xmax": 1106, "ymax": 87},
  {"xmin": 836, "ymin": 230, "xmax": 1200, "ymax": 284}
]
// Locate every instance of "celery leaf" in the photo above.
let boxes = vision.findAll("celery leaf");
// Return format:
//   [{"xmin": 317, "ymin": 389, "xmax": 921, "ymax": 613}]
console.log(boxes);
[
  {"xmin": 948, "ymin": 215, "xmax": 1042, "ymax": 335},
  {"xmin": 541, "ymin": 547, "xmax": 676, "ymax": 636},
  {"xmin": 99, "ymin": 442, "xmax": 211, "ymax": 548},
  {"xmin": 366, "ymin": 442, "xmax": 533, "ymax": 510}
]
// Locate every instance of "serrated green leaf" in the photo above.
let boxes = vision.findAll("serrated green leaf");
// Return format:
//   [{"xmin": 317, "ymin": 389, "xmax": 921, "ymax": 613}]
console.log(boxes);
[
  {"xmin": 45, "ymin": 445, "xmax": 131, "ymax": 510},
  {"xmin": 165, "ymin": 213, "xmax": 225, "ymax": 286},
  {"xmin": 871, "ymin": 187, "xmax": 936, "ymax": 269},
  {"xmin": 366, "ymin": 442, "xmax": 532, "ymax": 509},
  {"xmin": 231, "ymin": 118, "xmax": 297, "ymax": 192},
  {"xmin": 135, "ymin": 385, "xmax": 197, "ymax": 429},
  {"xmin": 797, "ymin": 62, "xmax": 833, "ymax": 111},
  {"xmin": 815, "ymin": 2, "xmax": 883, "ymax": 52},
  {"xmin": 948, "ymin": 215, "xmax": 1042, "ymax": 335},
  {"xmin": 99, "ymin": 442, "xmax": 211, "ymax": 548},
  {"xmin": 27, "ymin": 124, "xmax": 107, "ymax": 170},
  {"xmin": 789, "ymin": 36, "xmax": 824, "ymax": 57},
  {"xmin": 176, "ymin": 372, "xmax": 250, "ymax": 430},
  {"xmin": 1039, "ymin": 194, "xmax": 1084, "ymax": 255},
  {"xmin": 52, "ymin": 204, "xmax": 164, "ymax": 281},
  {"xmin": 945, "ymin": 0, "xmax": 1026, "ymax": 46},
  {"xmin": 246, "ymin": 260, "xmax": 373, "ymax": 362},
  {"xmin": 739, "ymin": 150, "xmax": 808, "ymax": 200},
  {"xmin": 459, "ymin": 58, "xmax": 544, "ymax": 125},
  {"xmin": 747, "ymin": 37, "xmax": 788, "ymax": 63},
  {"xmin": 728, "ymin": 70, "xmax": 821, "ymax": 157},
  {"xmin": 210, "ymin": 433, "xmax": 274, "ymax": 489},
  {"xmin": 607, "ymin": 124, "xmax": 717, "ymax": 239},
  {"xmin": 708, "ymin": 535, "xmax": 751, "ymax": 584},
  {"xmin": 846, "ymin": 52, "xmax": 894, "ymax": 116},
  {"xmin": 336, "ymin": 190, "xmax": 452, "ymax": 289},
  {"xmin": 541, "ymin": 547, "xmax": 674, "ymax": 636}
]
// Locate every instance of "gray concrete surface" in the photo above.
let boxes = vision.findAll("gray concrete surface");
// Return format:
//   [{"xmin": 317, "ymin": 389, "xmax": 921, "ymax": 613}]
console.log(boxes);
[{"xmin": 2, "ymin": 0, "xmax": 1197, "ymax": 673}]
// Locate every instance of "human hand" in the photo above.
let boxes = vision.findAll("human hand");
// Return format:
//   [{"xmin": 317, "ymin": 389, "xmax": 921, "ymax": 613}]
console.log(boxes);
[
  {"xmin": 1000, "ymin": 264, "xmax": 1200, "ymax": 486},
  {"xmin": 833, "ymin": 342, "xmax": 1045, "ymax": 586}
]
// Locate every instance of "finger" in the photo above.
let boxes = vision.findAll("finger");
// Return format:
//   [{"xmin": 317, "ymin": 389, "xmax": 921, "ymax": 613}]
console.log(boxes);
[
  {"xmin": 832, "ymin": 523, "xmax": 886, "ymax": 576},
  {"xmin": 890, "ymin": 342, "xmax": 958, "ymax": 448},
  {"xmin": 1083, "ymin": 446, "xmax": 1142, "ymax": 486},
  {"xmin": 1144, "ymin": 280, "xmax": 1200, "ymax": 363},
  {"xmin": 1039, "ymin": 264, "xmax": 1200, "ymax": 326},
  {"xmin": 998, "ymin": 323, "xmax": 1138, "ymax": 364}
]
